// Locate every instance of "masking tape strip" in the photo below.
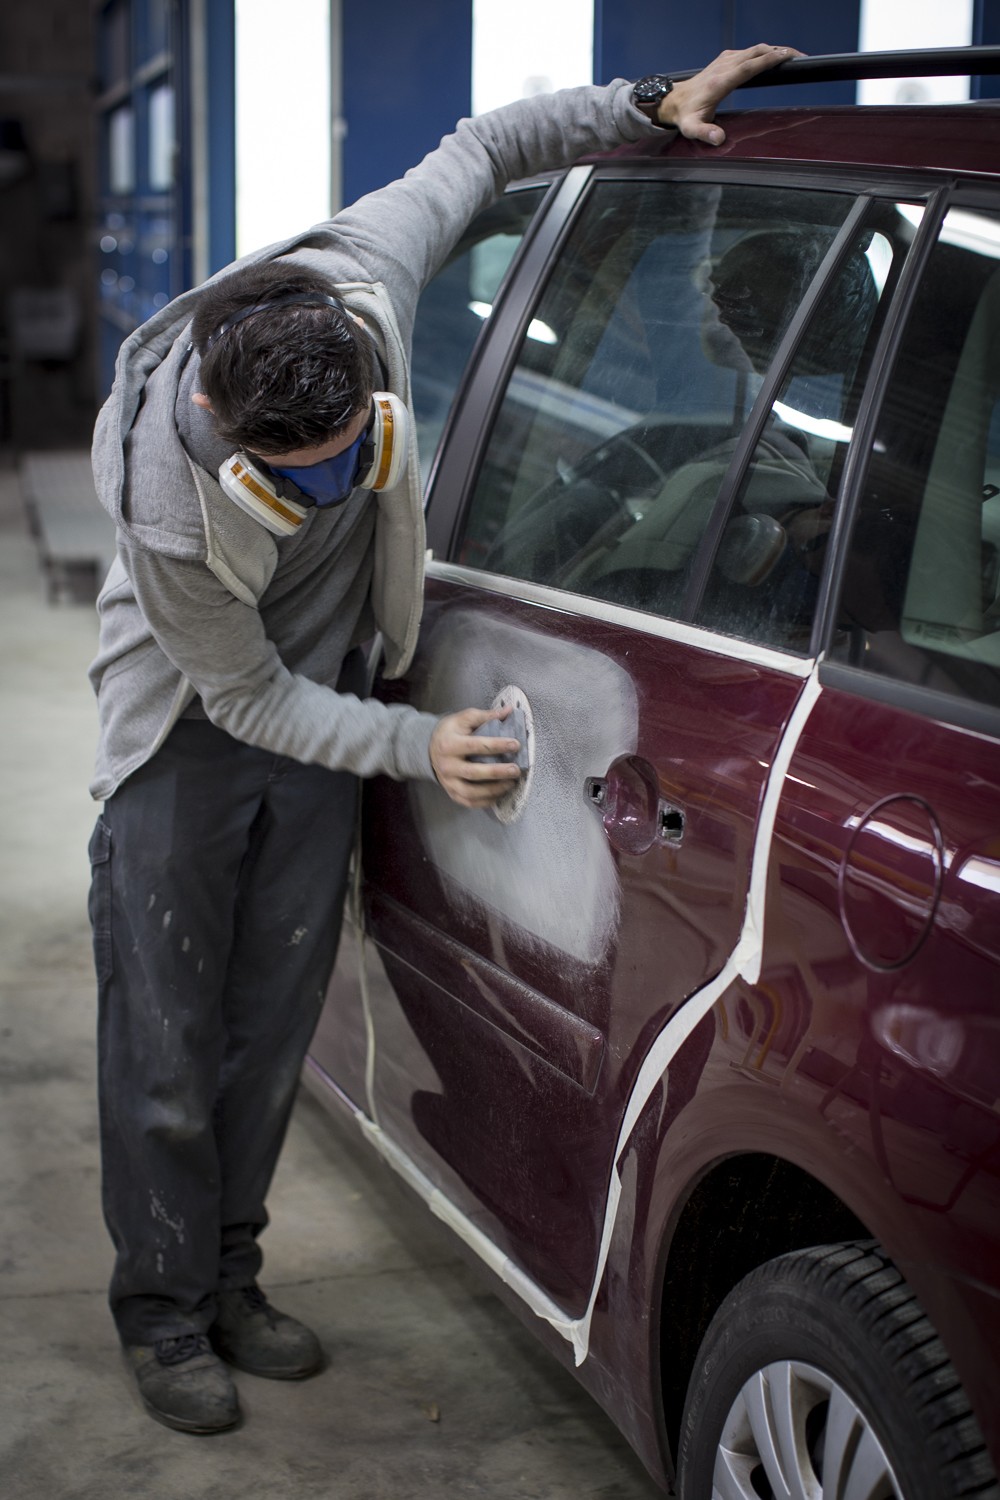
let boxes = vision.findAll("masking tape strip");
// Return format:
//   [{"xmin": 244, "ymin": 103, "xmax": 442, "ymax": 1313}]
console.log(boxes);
[
  {"xmin": 357, "ymin": 924, "xmax": 380, "ymax": 1128},
  {"xmin": 360, "ymin": 635, "xmax": 386, "ymax": 1128},
  {"xmin": 358, "ymin": 1116, "xmax": 579, "ymax": 1340},
  {"xmin": 350, "ymin": 666, "xmax": 824, "ymax": 1366},
  {"xmin": 566, "ymin": 665, "xmax": 823, "ymax": 1363}
]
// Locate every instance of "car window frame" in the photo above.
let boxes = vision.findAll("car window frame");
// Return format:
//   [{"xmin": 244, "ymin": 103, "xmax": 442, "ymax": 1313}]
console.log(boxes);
[
  {"xmin": 416, "ymin": 174, "xmax": 558, "ymax": 502},
  {"xmin": 424, "ymin": 163, "xmax": 596, "ymax": 554},
  {"xmin": 425, "ymin": 158, "xmax": 949, "ymax": 670},
  {"xmin": 814, "ymin": 180, "xmax": 1000, "ymax": 741}
]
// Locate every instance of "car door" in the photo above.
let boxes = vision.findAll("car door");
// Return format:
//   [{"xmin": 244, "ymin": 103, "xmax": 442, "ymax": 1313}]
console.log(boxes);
[
  {"xmin": 775, "ymin": 193, "xmax": 1000, "ymax": 1263},
  {"xmin": 319, "ymin": 166, "xmax": 921, "ymax": 1319},
  {"xmin": 760, "ymin": 195, "xmax": 1000, "ymax": 1427}
]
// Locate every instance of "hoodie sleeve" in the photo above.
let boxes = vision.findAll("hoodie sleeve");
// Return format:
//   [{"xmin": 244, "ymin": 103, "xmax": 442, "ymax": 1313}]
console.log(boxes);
[
  {"xmin": 316, "ymin": 79, "xmax": 667, "ymax": 306},
  {"xmin": 118, "ymin": 539, "xmax": 440, "ymax": 782}
]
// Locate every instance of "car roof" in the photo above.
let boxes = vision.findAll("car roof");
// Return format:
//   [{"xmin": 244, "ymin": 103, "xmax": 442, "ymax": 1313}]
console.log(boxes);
[
  {"xmin": 590, "ymin": 104, "xmax": 1000, "ymax": 182},
  {"xmin": 579, "ymin": 49, "xmax": 1000, "ymax": 182}
]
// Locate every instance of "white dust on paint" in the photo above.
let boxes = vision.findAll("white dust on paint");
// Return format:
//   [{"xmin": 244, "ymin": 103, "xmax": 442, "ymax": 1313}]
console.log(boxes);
[{"xmin": 411, "ymin": 610, "xmax": 638, "ymax": 964}]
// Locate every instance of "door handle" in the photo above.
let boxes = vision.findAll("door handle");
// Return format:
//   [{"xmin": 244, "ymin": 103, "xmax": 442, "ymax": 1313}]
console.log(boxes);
[{"xmin": 584, "ymin": 756, "xmax": 684, "ymax": 855}]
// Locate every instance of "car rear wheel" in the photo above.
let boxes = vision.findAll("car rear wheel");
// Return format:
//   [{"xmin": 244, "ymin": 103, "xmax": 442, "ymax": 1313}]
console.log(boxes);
[{"xmin": 676, "ymin": 1240, "xmax": 998, "ymax": 1500}]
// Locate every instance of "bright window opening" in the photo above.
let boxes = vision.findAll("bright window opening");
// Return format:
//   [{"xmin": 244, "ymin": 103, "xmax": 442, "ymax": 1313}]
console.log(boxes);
[
  {"xmin": 235, "ymin": 0, "xmax": 330, "ymax": 256},
  {"xmin": 858, "ymin": 0, "xmax": 974, "ymax": 104},
  {"xmin": 472, "ymin": 0, "xmax": 593, "ymax": 114}
]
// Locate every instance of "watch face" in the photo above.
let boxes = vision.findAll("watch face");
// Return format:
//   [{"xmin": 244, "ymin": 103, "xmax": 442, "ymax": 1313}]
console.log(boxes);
[{"xmin": 633, "ymin": 74, "xmax": 673, "ymax": 108}]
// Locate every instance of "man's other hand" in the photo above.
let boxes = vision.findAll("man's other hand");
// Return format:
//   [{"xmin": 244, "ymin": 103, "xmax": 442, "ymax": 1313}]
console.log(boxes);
[
  {"xmin": 430, "ymin": 706, "xmax": 522, "ymax": 808},
  {"xmin": 661, "ymin": 44, "xmax": 804, "ymax": 147}
]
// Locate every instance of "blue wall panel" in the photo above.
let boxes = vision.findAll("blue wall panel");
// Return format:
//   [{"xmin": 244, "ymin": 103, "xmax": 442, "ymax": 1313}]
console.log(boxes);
[
  {"xmin": 594, "ymin": 0, "xmax": 861, "ymax": 106},
  {"xmin": 341, "ymin": 0, "xmax": 473, "ymax": 205},
  {"xmin": 204, "ymin": 0, "xmax": 235, "ymax": 273},
  {"xmin": 733, "ymin": 1, "xmax": 860, "ymax": 106},
  {"xmin": 593, "ymin": 0, "xmax": 713, "ymax": 81}
]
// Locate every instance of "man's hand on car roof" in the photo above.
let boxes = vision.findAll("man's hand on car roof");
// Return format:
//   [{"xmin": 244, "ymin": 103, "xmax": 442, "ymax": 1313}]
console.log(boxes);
[{"xmin": 661, "ymin": 44, "xmax": 805, "ymax": 147}]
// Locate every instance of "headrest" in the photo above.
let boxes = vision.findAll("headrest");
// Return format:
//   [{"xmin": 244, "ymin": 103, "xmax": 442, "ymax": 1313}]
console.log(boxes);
[{"xmin": 702, "ymin": 228, "xmax": 879, "ymax": 377}]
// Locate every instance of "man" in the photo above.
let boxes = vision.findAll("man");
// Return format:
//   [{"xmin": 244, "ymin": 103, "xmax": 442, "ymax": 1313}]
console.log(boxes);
[{"xmin": 87, "ymin": 43, "xmax": 797, "ymax": 1435}]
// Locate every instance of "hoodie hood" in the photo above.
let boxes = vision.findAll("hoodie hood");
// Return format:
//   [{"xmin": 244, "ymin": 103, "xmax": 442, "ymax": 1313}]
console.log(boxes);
[{"xmin": 92, "ymin": 232, "xmax": 426, "ymax": 677}]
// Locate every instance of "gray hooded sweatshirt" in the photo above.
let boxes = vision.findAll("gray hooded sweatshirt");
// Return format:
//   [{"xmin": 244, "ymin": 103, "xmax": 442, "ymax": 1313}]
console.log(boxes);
[{"xmin": 88, "ymin": 81, "xmax": 665, "ymax": 801}]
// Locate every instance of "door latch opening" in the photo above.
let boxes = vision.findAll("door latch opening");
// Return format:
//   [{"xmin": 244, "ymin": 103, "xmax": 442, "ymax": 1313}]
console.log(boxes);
[
  {"xmin": 658, "ymin": 803, "xmax": 685, "ymax": 844},
  {"xmin": 585, "ymin": 776, "xmax": 607, "ymax": 807}
]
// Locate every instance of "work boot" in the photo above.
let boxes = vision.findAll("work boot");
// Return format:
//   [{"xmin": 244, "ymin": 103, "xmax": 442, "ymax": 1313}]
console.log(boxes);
[
  {"xmin": 211, "ymin": 1284, "xmax": 323, "ymax": 1379},
  {"xmin": 125, "ymin": 1333, "xmax": 241, "ymax": 1434}
]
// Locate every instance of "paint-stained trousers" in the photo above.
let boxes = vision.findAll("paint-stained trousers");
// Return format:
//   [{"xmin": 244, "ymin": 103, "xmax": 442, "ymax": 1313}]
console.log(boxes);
[{"xmin": 88, "ymin": 717, "xmax": 357, "ymax": 1346}]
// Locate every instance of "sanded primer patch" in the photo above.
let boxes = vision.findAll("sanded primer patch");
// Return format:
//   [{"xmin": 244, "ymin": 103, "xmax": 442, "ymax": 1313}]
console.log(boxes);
[
  {"xmin": 411, "ymin": 612, "xmax": 639, "ymax": 963},
  {"xmin": 347, "ymin": 665, "xmax": 822, "ymax": 1364}
]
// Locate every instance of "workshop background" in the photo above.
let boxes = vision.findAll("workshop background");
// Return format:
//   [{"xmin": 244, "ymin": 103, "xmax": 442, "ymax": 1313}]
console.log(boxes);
[{"xmin": 0, "ymin": 3, "xmax": 995, "ymax": 1496}]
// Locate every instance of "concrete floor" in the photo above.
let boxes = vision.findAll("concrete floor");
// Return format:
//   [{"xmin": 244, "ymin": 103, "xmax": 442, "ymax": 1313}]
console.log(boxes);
[{"xmin": 0, "ymin": 460, "xmax": 661, "ymax": 1500}]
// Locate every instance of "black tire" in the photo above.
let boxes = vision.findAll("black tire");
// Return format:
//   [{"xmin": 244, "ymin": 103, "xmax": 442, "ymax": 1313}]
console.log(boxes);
[{"xmin": 677, "ymin": 1240, "xmax": 999, "ymax": 1500}]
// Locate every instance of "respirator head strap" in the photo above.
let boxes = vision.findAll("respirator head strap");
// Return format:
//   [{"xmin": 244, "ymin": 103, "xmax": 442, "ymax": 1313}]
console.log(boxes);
[{"xmin": 203, "ymin": 292, "xmax": 349, "ymax": 352}]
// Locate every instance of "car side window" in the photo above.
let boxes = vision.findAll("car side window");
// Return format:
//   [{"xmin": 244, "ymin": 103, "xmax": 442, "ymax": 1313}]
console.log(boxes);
[
  {"xmin": 453, "ymin": 181, "xmax": 865, "ymax": 637},
  {"xmin": 829, "ymin": 205, "xmax": 1000, "ymax": 709},
  {"xmin": 410, "ymin": 187, "xmax": 547, "ymax": 486},
  {"xmin": 692, "ymin": 213, "xmax": 903, "ymax": 652}
]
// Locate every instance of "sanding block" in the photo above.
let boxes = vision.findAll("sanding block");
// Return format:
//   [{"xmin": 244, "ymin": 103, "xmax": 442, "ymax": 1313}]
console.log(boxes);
[
  {"xmin": 469, "ymin": 686, "xmax": 536, "ymax": 824},
  {"xmin": 470, "ymin": 706, "xmax": 530, "ymax": 769}
]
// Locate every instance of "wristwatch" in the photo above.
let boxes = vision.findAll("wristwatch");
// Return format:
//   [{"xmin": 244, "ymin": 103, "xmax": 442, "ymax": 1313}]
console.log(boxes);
[{"xmin": 631, "ymin": 74, "xmax": 675, "ymax": 127}]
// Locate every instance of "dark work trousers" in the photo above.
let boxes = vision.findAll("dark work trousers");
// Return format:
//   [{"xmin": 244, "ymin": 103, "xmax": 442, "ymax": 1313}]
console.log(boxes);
[{"xmin": 88, "ymin": 717, "xmax": 357, "ymax": 1346}]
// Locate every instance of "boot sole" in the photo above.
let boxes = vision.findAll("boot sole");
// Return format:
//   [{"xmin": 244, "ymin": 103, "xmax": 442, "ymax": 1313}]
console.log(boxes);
[{"xmin": 139, "ymin": 1394, "xmax": 242, "ymax": 1434}]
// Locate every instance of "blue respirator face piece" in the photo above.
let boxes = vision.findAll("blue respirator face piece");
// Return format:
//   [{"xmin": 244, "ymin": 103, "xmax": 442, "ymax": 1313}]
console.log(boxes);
[
  {"xmin": 218, "ymin": 392, "xmax": 410, "ymax": 537},
  {"xmin": 270, "ymin": 426, "xmax": 369, "ymax": 508}
]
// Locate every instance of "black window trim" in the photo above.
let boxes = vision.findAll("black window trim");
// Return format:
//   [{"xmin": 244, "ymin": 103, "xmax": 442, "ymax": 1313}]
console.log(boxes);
[{"xmin": 818, "ymin": 658, "xmax": 1000, "ymax": 742}]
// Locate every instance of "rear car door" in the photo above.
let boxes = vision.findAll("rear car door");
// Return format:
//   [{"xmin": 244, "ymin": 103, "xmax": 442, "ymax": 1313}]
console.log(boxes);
[
  {"xmin": 316, "ymin": 165, "xmax": 922, "ymax": 1318},
  {"xmin": 770, "ymin": 194, "xmax": 1000, "ymax": 1361}
]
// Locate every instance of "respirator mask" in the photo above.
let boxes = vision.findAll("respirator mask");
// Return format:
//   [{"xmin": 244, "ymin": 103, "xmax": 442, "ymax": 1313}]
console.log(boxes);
[
  {"xmin": 218, "ymin": 391, "xmax": 409, "ymax": 537},
  {"xmin": 204, "ymin": 289, "xmax": 410, "ymax": 537}
]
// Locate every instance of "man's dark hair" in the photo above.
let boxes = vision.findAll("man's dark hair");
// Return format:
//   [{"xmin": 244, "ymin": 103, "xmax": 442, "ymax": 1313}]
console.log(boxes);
[{"xmin": 190, "ymin": 262, "xmax": 373, "ymax": 455}]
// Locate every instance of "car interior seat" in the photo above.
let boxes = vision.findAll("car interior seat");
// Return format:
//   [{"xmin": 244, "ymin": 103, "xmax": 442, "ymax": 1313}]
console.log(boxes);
[{"xmin": 902, "ymin": 265, "xmax": 1000, "ymax": 655}]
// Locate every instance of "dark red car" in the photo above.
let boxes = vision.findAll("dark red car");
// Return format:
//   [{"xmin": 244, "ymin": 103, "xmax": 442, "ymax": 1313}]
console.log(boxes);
[{"xmin": 307, "ymin": 50, "xmax": 1000, "ymax": 1499}]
